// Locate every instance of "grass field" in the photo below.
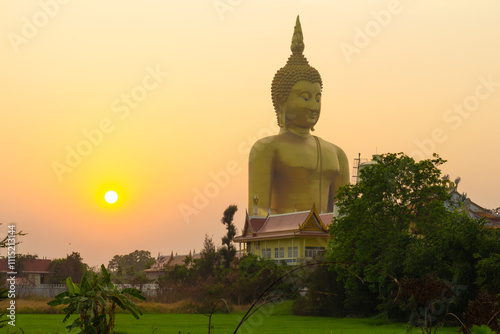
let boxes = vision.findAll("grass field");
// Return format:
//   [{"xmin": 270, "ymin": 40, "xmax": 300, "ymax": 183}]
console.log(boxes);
[
  {"xmin": 2, "ymin": 299, "xmax": 460, "ymax": 334},
  {"xmin": 6, "ymin": 312, "xmax": 461, "ymax": 334},
  {"xmin": 6, "ymin": 313, "xmax": 460, "ymax": 334}
]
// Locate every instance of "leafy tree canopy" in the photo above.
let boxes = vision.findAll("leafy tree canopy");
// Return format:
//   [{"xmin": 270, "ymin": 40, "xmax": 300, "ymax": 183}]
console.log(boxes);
[
  {"xmin": 48, "ymin": 252, "xmax": 87, "ymax": 284},
  {"xmin": 107, "ymin": 250, "xmax": 155, "ymax": 282},
  {"xmin": 330, "ymin": 153, "xmax": 451, "ymax": 288},
  {"xmin": 328, "ymin": 152, "xmax": 500, "ymax": 322},
  {"xmin": 196, "ymin": 234, "xmax": 221, "ymax": 277},
  {"xmin": 220, "ymin": 205, "xmax": 238, "ymax": 268}
]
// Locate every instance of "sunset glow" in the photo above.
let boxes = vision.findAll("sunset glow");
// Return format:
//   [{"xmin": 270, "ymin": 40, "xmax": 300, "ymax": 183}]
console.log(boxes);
[{"xmin": 1, "ymin": 1, "xmax": 499, "ymax": 268}]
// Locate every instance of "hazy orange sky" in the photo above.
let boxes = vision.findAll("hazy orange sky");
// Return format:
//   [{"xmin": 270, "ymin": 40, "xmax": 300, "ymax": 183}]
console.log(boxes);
[{"xmin": 1, "ymin": 1, "xmax": 499, "ymax": 267}]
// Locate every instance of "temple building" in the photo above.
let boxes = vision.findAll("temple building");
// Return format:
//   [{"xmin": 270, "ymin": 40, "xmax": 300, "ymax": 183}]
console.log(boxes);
[
  {"xmin": 234, "ymin": 204, "xmax": 334, "ymax": 264},
  {"xmin": 448, "ymin": 181, "xmax": 500, "ymax": 229}
]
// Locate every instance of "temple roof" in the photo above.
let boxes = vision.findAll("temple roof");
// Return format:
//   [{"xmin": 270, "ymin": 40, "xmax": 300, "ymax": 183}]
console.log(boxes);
[
  {"xmin": 235, "ymin": 205, "xmax": 334, "ymax": 242},
  {"xmin": 449, "ymin": 188, "xmax": 500, "ymax": 228},
  {"xmin": 258, "ymin": 211, "xmax": 312, "ymax": 234}
]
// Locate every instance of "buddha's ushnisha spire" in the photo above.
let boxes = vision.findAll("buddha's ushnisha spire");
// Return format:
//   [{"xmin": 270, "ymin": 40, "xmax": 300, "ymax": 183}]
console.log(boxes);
[{"xmin": 291, "ymin": 15, "xmax": 305, "ymax": 54}]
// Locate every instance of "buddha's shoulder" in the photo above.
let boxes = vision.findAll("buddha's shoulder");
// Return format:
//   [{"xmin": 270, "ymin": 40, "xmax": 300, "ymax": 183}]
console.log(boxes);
[
  {"xmin": 250, "ymin": 135, "xmax": 282, "ymax": 152},
  {"xmin": 250, "ymin": 132, "xmax": 308, "ymax": 149},
  {"xmin": 315, "ymin": 137, "xmax": 348, "ymax": 159}
]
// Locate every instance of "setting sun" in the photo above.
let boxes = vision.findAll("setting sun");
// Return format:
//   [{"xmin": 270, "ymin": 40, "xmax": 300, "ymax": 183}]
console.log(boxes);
[{"xmin": 105, "ymin": 191, "xmax": 118, "ymax": 204}]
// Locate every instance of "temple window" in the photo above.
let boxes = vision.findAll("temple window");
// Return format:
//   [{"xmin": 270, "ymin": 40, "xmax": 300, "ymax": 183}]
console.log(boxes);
[{"xmin": 305, "ymin": 246, "xmax": 325, "ymax": 258}]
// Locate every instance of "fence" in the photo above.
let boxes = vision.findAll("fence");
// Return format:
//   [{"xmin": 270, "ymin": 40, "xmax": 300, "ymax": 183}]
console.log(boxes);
[
  {"xmin": 15, "ymin": 283, "xmax": 159, "ymax": 298},
  {"xmin": 17, "ymin": 284, "xmax": 67, "ymax": 298},
  {"xmin": 115, "ymin": 284, "xmax": 159, "ymax": 297}
]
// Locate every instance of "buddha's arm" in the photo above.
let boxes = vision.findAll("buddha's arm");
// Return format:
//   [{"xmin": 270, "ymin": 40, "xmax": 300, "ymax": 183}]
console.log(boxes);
[
  {"xmin": 328, "ymin": 146, "xmax": 350, "ymax": 210},
  {"xmin": 248, "ymin": 139, "xmax": 274, "ymax": 216}
]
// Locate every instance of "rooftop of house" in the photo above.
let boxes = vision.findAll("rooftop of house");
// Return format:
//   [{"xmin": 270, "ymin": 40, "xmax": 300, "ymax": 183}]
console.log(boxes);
[
  {"xmin": 145, "ymin": 252, "xmax": 201, "ymax": 272},
  {"xmin": 0, "ymin": 258, "xmax": 52, "ymax": 273}
]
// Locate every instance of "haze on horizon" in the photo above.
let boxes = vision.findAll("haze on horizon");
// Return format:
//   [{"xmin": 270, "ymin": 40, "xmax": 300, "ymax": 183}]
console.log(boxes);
[{"xmin": 1, "ymin": 0, "xmax": 499, "ymax": 267}]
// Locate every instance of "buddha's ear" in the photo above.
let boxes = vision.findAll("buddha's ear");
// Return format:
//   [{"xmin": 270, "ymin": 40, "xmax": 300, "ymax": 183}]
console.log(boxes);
[
  {"xmin": 277, "ymin": 107, "xmax": 285, "ymax": 128},
  {"xmin": 276, "ymin": 95, "xmax": 288, "ymax": 128}
]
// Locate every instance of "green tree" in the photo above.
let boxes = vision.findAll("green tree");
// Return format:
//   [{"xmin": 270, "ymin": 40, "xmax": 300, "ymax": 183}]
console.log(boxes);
[
  {"xmin": 330, "ymin": 154, "xmax": 449, "ymax": 287},
  {"xmin": 329, "ymin": 153, "xmax": 460, "ymax": 321},
  {"xmin": 329, "ymin": 152, "xmax": 500, "ymax": 324},
  {"xmin": 292, "ymin": 256, "xmax": 348, "ymax": 317},
  {"xmin": 49, "ymin": 252, "xmax": 87, "ymax": 284},
  {"xmin": 220, "ymin": 205, "xmax": 238, "ymax": 268},
  {"xmin": 475, "ymin": 230, "xmax": 500, "ymax": 294},
  {"xmin": 234, "ymin": 254, "xmax": 291, "ymax": 305},
  {"xmin": 196, "ymin": 234, "xmax": 221, "ymax": 277},
  {"xmin": 48, "ymin": 264, "xmax": 145, "ymax": 334},
  {"xmin": 107, "ymin": 250, "xmax": 155, "ymax": 283}
]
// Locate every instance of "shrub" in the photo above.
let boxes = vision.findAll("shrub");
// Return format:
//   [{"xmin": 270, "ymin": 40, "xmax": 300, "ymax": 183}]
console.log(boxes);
[{"xmin": 462, "ymin": 292, "xmax": 500, "ymax": 332}]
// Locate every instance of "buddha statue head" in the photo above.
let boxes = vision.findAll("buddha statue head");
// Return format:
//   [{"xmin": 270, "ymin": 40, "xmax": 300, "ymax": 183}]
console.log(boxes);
[{"xmin": 271, "ymin": 16, "xmax": 323, "ymax": 131}]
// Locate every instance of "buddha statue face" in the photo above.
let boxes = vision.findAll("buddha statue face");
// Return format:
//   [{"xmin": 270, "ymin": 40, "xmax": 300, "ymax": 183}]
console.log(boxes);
[{"xmin": 280, "ymin": 80, "xmax": 321, "ymax": 131}]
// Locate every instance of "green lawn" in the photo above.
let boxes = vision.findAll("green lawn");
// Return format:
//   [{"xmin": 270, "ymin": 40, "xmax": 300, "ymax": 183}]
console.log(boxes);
[{"xmin": 6, "ymin": 313, "xmax": 459, "ymax": 334}]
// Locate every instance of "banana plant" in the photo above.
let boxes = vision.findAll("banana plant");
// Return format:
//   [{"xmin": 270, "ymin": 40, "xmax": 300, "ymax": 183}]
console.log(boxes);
[{"xmin": 48, "ymin": 264, "xmax": 146, "ymax": 333}]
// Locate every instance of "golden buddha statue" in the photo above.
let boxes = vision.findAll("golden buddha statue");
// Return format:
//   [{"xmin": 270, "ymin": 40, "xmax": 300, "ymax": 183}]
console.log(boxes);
[{"xmin": 248, "ymin": 16, "xmax": 349, "ymax": 217}]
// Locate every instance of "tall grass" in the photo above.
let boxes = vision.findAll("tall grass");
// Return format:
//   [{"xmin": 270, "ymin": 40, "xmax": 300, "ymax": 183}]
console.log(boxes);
[{"xmin": 0, "ymin": 297, "xmax": 250, "ymax": 315}]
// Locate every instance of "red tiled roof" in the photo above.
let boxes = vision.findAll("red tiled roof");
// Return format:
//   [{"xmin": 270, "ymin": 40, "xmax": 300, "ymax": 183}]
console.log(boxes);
[
  {"xmin": 319, "ymin": 213, "xmax": 334, "ymax": 225},
  {"xmin": 250, "ymin": 218, "xmax": 266, "ymax": 233},
  {"xmin": 0, "ymin": 258, "xmax": 51, "ymax": 273},
  {"xmin": 258, "ymin": 211, "xmax": 310, "ymax": 234}
]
